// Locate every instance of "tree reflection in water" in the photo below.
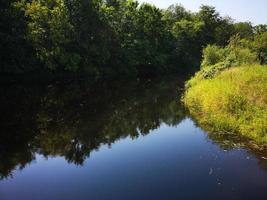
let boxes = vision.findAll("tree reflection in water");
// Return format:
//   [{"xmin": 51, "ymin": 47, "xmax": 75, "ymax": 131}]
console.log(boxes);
[
  {"xmin": 0, "ymin": 77, "xmax": 185, "ymax": 179},
  {"xmin": 0, "ymin": 77, "xmax": 267, "ymax": 179}
]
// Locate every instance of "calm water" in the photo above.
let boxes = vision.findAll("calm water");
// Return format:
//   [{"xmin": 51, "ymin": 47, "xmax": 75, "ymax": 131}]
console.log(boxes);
[{"xmin": 0, "ymin": 77, "xmax": 267, "ymax": 200}]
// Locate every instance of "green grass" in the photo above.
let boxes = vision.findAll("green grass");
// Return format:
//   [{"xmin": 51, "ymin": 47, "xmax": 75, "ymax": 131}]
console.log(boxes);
[{"xmin": 183, "ymin": 65, "xmax": 267, "ymax": 146}]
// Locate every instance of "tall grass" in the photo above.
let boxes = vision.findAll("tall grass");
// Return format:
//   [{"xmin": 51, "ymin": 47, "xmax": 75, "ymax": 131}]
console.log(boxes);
[{"xmin": 184, "ymin": 65, "xmax": 267, "ymax": 145}]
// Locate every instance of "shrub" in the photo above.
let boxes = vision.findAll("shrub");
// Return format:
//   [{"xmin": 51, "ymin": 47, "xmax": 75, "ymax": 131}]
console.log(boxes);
[
  {"xmin": 186, "ymin": 36, "xmax": 259, "ymax": 88},
  {"xmin": 201, "ymin": 45, "xmax": 227, "ymax": 68}
]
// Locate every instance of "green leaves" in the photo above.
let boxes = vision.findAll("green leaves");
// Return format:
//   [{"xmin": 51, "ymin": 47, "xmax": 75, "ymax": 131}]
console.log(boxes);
[
  {"xmin": 25, "ymin": 0, "xmax": 77, "ymax": 71},
  {"xmin": 1, "ymin": 0, "xmax": 267, "ymax": 78}
]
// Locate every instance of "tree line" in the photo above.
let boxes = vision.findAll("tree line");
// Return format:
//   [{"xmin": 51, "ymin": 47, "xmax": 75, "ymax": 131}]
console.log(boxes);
[{"xmin": 1, "ymin": 0, "xmax": 266, "ymax": 77}]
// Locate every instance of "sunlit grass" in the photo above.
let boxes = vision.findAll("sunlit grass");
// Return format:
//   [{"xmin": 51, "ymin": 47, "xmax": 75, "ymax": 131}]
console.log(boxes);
[{"xmin": 184, "ymin": 65, "xmax": 267, "ymax": 145}]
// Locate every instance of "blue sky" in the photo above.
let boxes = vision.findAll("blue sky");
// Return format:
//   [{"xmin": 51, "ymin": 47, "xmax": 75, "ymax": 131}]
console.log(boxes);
[{"xmin": 138, "ymin": 0, "xmax": 267, "ymax": 25}]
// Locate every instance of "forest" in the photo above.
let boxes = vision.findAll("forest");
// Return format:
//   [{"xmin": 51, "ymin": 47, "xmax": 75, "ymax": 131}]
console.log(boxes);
[{"xmin": 1, "ymin": 0, "xmax": 267, "ymax": 78}]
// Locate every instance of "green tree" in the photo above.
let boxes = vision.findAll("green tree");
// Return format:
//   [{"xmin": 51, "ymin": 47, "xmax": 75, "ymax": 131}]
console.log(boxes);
[
  {"xmin": 253, "ymin": 32, "xmax": 267, "ymax": 64},
  {"xmin": 197, "ymin": 5, "xmax": 234, "ymax": 46},
  {"xmin": 171, "ymin": 19, "xmax": 204, "ymax": 67},
  {"xmin": 64, "ymin": 0, "xmax": 112, "ymax": 75},
  {"xmin": 25, "ymin": 0, "xmax": 81, "ymax": 71},
  {"xmin": 134, "ymin": 3, "xmax": 170, "ymax": 73},
  {"xmin": 254, "ymin": 24, "xmax": 267, "ymax": 34},
  {"xmin": 163, "ymin": 4, "xmax": 192, "ymax": 26},
  {"xmin": 0, "ymin": 0, "xmax": 36, "ymax": 73},
  {"xmin": 234, "ymin": 22, "xmax": 254, "ymax": 39},
  {"xmin": 197, "ymin": 5, "xmax": 220, "ymax": 44}
]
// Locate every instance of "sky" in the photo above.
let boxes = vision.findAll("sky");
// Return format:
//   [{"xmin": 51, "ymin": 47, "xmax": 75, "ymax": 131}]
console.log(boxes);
[{"xmin": 138, "ymin": 0, "xmax": 267, "ymax": 25}]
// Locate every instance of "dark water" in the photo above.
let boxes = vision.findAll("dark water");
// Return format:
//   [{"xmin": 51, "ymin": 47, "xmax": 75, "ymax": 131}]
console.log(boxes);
[{"xmin": 0, "ymin": 77, "xmax": 267, "ymax": 200}]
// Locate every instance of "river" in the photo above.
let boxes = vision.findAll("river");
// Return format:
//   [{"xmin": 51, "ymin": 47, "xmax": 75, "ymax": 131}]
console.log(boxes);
[{"xmin": 0, "ymin": 77, "xmax": 267, "ymax": 200}]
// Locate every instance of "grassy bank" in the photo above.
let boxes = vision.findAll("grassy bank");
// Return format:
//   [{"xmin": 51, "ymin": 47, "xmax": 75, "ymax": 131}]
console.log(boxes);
[{"xmin": 183, "ymin": 65, "xmax": 267, "ymax": 145}]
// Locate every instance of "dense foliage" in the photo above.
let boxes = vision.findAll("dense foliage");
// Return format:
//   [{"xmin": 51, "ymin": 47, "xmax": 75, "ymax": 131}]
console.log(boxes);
[{"xmin": 2, "ymin": 0, "xmax": 266, "ymax": 78}]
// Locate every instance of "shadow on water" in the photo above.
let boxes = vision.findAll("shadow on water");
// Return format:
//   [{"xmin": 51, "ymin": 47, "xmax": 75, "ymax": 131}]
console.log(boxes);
[{"xmin": 0, "ymin": 77, "xmax": 267, "ymax": 179}]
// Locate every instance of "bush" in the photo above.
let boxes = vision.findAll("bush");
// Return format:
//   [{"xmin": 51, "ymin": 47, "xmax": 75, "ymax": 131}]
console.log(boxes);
[
  {"xmin": 186, "ymin": 36, "xmax": 259, "ymax": 88},
  {"xmin": 201, "ymin": 45, "xmax": 227, "ymax": 68}
]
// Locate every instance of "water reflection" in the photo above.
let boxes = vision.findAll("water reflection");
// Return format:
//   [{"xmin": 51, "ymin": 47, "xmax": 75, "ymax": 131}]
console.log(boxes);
[
  {"xmin": 0, "ymin": 77, "xmax": 267, "ymax": 180},
  {"xmin": 0, "ymin": 77, "xmax": 186, "ymax": 179}
]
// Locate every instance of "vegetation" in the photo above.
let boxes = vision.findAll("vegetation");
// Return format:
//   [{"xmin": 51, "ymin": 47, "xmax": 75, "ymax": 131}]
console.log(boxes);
[
  {"xmin": 2, "ymin": 0, "xmax": 266, "ymax": 78},
  {"xmin": 184, "ymin": 32, "xmax": 267, "ymax": 146},
  {"xmin": 184, "ymin": 66, "xmax": 267, "ymax": 144}
]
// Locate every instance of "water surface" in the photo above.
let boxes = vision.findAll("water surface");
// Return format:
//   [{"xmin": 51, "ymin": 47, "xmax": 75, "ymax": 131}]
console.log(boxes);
[{"xmin": 0, "ymin": 78, "xmax": 267, "ymax": 200}]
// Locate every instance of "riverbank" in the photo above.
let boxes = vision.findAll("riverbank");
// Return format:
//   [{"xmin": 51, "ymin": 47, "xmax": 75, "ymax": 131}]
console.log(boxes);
[{"xmin": 183, "ymin": 65, "xmax": 267, "ymax": 146}]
